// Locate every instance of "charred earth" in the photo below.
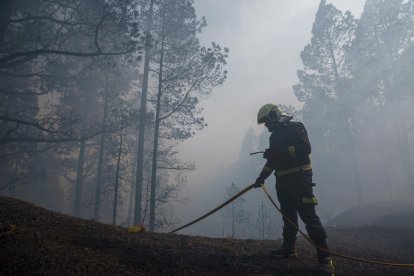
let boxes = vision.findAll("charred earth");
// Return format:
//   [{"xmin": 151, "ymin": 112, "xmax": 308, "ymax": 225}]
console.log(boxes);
[{"xmin": 1, "ymin": 196, "xmax": 413, "ymax": 275}]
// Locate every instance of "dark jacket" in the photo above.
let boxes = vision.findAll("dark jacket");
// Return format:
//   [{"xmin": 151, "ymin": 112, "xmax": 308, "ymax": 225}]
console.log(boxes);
[{"xmin": 263, "ymin": 121, "xmax": 311, "ymax": 174}]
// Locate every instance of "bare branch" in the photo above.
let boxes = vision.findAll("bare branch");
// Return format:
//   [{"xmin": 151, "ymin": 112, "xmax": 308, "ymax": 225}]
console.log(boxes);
[
  {"xmin": 40, "ymin": 0, "xmax": 78, "ymax": 10},
  {"xmin": 1, "ymin": 123, "xmax": 20, "ymax": 143},
  {"xmin": 0, "ymin": 88, "xmax": 50, "ymax": 96},
  {"xmin": 0, "ymin": 176, "xmax": 27, "ymax": 191},
  {"xmin": 159, "ymin": 78, "xmax": 202, "ymax": 121},
  {"xmin": 0, "ymin": 115, "xmax": 63, "ymax": 134},
  {"xmin": 8, "ymin": 16, "xmax": 90, "ymax": 27},
  {"xmin": 0, "ymin": 129, "xmax": 103, "ymax": 144},
  {"xmin": 0, "ymin": 48, "xmax": 133, "ymax": 68},
  {"xmin": 0, "ymin": 55, "xmax": 37, "ymax": 69},
  {"xmin": 4, "ymin": 144, "xmax": 58, "ymax": 158},
  {"xmin": 0, "ymin": 71, "xmax": 44, "ymax": 78},
  {"xmin": 157, "ymin": 166, "xmax": 194, "ymax": 171},
  {"xmin": 94, "ymin": 5, "xmax": 108, "ymax": 53}
]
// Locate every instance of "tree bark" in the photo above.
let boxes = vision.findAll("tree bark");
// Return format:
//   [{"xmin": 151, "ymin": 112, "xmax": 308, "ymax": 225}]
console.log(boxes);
[
  {"xmin": 393, "ymin": 77, "xmax": 414, "ymax": 195},
  {"xmin": 231, "ymin": 202, "xmax": 235, "ymax": 238},
  {"xmin": 113, "ymin": 115, "xmax": 125, "ymax": 225},
  {"xmin": 127, "ymin": 176, "xmax": 135, "ymax": 226},
  {"xmin": 345, "ymin": 126, "xmax": 364, "ymax": 205},
  {"xmin": 374, "ymin": 117, "xmax": 393, "ymax": 199},
  {"xmin": 134, "ymin": 0, "xmax": 154, "ymax": 225},
  {"xmin": 74, "ymin": 86, "xmax": 92, "ymax": 217},
  {"xmin": 74, "ymin": 139, "xmax": 86, "ymax": 217},
  {"xmin": 149, "ymin": 6, "xmax": 166, "ymax": 232},
  {"xmin": 93, "ymin": 82, "xmax": 109, "ymax": 221},
  {"xmin": 336, "ymin": 104, "xmax": 364, "ymax": 205},
  {"xmin": 0, "ymin": 0, "xmax": 14, "ymax": 50},
  {"xmin": 396, "ymin": 119, "xmax": 414, "ymax": 194},
  {"xmin": 328, "ymin": 35, "xmax": 364, "ymax": 205},
  {"xmin": 260, "ymin": 201, "xmax": 265, "ymax": 240}
]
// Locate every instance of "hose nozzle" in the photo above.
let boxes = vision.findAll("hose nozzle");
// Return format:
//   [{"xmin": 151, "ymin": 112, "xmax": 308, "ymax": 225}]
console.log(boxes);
[{"xmin": 249, "ymin": 151, "xmax": 265, "ymax": 156}]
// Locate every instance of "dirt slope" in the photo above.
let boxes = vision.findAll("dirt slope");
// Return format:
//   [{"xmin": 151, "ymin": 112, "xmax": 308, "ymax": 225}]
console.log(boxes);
[
  {"xmin": 1, "ymin": 196, "xmax": 413, "ymax": 275},
  {"xmin": 326, "ymin": 201, "xmax": 414, "ymax": 228}
]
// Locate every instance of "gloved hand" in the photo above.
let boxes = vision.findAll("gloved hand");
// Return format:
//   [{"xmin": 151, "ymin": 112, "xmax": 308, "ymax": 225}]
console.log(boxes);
[
  {"xmin": 254, "ymin": 176, "xmax": 265, "ymax": 188},
  {"xmin": 263, "ymin": 149, "xmax": 278, "ymax": 160}
]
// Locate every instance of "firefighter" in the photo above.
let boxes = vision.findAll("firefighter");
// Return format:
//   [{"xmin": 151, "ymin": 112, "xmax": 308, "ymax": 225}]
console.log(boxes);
[{"xmin": 254, "ymin": 103, "xmax": 334, "ymax": 275}]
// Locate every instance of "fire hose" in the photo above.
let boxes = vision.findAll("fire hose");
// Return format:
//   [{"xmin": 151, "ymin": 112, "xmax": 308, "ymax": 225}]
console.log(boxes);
[{"xmin": 169, "ymin": 183, "xmax": 414, "ymax": 268}]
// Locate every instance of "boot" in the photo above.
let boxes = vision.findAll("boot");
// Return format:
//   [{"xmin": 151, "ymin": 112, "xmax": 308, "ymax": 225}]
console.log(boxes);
[
  {"xmin": 314, "ymin": 257, "xmax": 334, "ymax": 276},
  {"xmin": 269, "ymin": 246, "xmax": 297, "ymax": 258},
  {"xmin": 270, "ymin": 238, "xmax": 297, "ymax": 258}
]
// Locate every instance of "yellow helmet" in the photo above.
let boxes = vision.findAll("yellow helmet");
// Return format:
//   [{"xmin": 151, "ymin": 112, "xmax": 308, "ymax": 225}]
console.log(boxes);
[{"xmin": 257, "ymin": 104, "xmax": 282, "ymax": 124}]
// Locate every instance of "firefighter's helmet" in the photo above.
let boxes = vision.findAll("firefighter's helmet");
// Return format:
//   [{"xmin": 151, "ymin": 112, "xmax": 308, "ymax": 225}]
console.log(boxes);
[{"xmin": 257, "ymin": 104, "xmax": 282, "ymax": 124}]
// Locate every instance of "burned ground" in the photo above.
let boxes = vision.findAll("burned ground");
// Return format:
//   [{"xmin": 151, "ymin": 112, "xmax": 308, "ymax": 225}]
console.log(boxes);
[{"xmin": 1, "ymin": 196, "xmax": 413, "ymax": 275}]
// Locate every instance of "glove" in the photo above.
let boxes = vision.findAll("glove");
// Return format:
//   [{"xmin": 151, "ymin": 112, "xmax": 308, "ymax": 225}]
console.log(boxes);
[
  {"xmin": 263, "ymin": 149, "xmax": 278, "ymax": 160},
  {"xmin": 254, "ymin": 176, "xmax": 265, "ymax": 188}
]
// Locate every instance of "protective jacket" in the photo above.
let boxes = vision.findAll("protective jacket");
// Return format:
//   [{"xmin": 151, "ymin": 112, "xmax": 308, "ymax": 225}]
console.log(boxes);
[
  {"xmin": 256, "ymin": 120, "xmax": 330, "ymax": 262},
  {"xmin": 259, "ymin": 121, "xmax": 311, "ymax": 179}
]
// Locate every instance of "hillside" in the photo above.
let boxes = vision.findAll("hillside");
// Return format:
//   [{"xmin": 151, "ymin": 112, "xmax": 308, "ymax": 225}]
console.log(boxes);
[
  {"xmin": 1, "ymin": 196, "xmax": 413, "ymax": 275},
  {"xmin": 327, "ymin": 201, "xmax": 414, "ymax": 227}
]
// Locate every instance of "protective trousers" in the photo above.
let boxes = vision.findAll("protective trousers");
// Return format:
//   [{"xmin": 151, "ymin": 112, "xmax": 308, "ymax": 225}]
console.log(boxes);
[{"xmin": 275, "ymin": 170, "xmax": 330, "ymax": 262}]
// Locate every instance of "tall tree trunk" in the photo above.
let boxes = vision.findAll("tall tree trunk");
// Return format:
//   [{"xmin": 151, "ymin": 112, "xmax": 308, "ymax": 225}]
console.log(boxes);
[
  {"xmin": 93, "ymin": 82, "xmax": 109, "ymax": 220},
  {"xmin": 374, "ymin": 117, "xmax": 393, "ymax": 199},
  {"xmin": 393, "ymin": 79, "xmax": 414, "ymax": 195},
  {"xmin": 134, "ymin": 0, "xmax": 154, "ymax": 225},
  {"xmin": 74, "ymin": 86, "xmax": 92, "ymax": 217},
  {"xmin": 376, "ymin": 30, "xmax": 414, "ymax": 196},
  {"xmin": 10, "ymin": 160, "xmax": 18, "ymax": 197},
  {"xmin": 396, "ymin": 119, "xmax": 414, "ymax": 194},
  {"xmin": 148, "ymin": 73, "xmax": 161, "ymax": 231},
  {"xmin": 141, "ymin": 181, "xmax": 150, "ymax": 224},
  {"xmin": 113, "ymin": 115, "xmax": 125, "ymax": 225},
  {"xmin": 345, "ymin": 124, "xmax": 364, "ymax": 205},
  {"xmin": 331, "ymin": 109, "xmax": 364, "ymax": 205},
  {"xmin": 127, "ymin": 177, "xmax": 135, "ymax": 226},
  {"xmin": 0, "ymin": 0, "xmax": 14, "ymax": 50},
  {"xmin": 328, "ymin": 35, "xmax": 364, "ymax": 205},
  {"xmin": 74, "ymin": 139, "xmax": 86, "ymax": 217},
  {"xmin": 231, "ymin": 202, "xmax": 235, "ymax": 238},
  {"xmin": 260, "ymin": 201, "xmax": 265, "ymax": 240},
  {"xmin": 149, "ymin": 7, "xmax": 166, "ymax": 232}
]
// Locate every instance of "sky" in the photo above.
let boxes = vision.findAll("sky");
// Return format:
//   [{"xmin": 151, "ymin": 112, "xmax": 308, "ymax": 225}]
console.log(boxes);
[{"xmin": 175, "ymin": 0, "xmax": 365, "ymax": 225}]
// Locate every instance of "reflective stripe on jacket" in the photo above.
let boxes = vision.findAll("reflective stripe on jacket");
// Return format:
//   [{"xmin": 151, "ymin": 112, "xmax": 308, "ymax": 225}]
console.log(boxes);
[{"xmin": 263, "ymin": 121, "xmax": 312, "ymax": 175}]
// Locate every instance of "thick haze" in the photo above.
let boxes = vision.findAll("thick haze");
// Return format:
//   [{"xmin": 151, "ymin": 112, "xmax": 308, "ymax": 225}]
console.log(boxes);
[
  {"xmin": 3, "ymin": 0, "xmax": 414, "ymax": 239},
  {"xmin": 175, "ymin": 1, "xmax": 365, "ymax": 225},
  {"xmin": 4, "ymin": 0, "xmax": 414, "ymax": 241}
]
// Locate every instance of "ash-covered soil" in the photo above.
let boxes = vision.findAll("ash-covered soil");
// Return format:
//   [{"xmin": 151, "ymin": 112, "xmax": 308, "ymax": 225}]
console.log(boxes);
[{"xmin": 1, "ymin": 196, "xmax": 413, "ymax": 275}]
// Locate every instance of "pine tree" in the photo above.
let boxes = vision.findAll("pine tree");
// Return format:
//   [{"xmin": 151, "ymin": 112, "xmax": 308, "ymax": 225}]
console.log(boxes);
[{"xmin": 294, "ymin": 0, "xmax": 364, "ymax": 205}]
